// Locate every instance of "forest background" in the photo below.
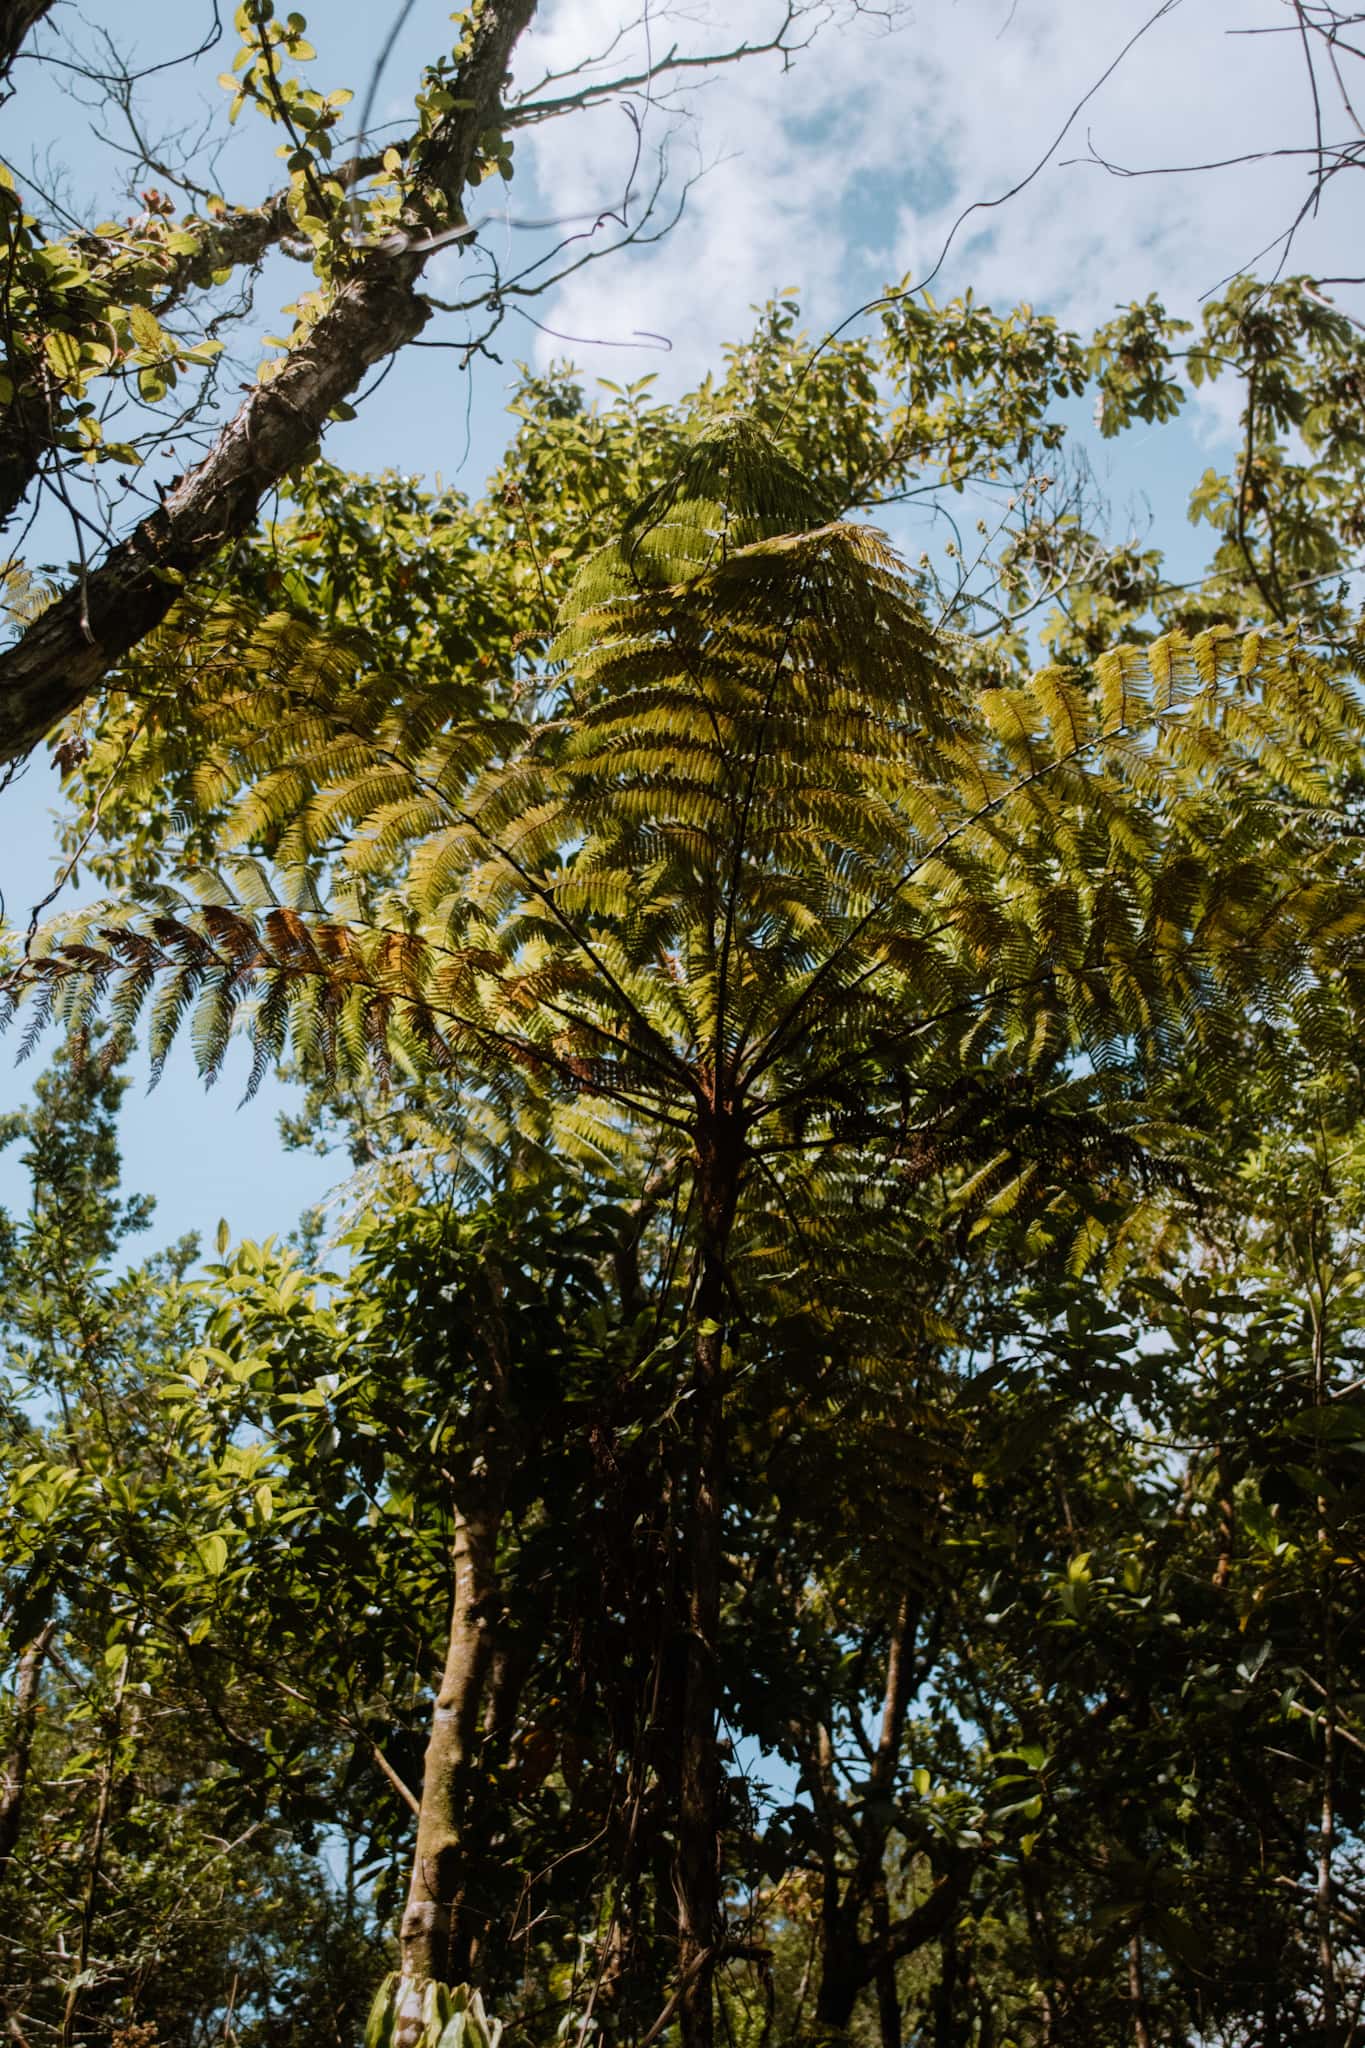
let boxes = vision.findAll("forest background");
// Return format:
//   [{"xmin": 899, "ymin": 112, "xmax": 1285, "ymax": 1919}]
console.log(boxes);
[{"xmin": 3, "ymin": 4, "xmax": 1365, "ymax": 2048}]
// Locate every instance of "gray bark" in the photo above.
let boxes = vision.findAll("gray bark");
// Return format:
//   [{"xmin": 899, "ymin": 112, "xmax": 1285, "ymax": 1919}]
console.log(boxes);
[{"xmin": 394, "ymin": 1267, "xmax": 516, "ymax": 2047}]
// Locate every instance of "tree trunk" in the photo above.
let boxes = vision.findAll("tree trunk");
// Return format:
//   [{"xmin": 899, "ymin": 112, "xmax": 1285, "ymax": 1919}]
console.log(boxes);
[
  {"xmin": 1319, "ymin": 1728, "xmax": 1338, "ymax": 2046},
  {"xmin": 63, "ymin": 1633, "xmax": 134, "ymax": 2048},
  {"xmin": 1311, "ymin": 1276, "xmax": 1338, "ymax": 2048},
  {"xmin": 872, "ymin": 1880, "xmax": 901, "ymax": 2048},
  {"xmin": 808, "ymin": 1846, "xmax": 968, "ymax": 2036},
  {"xmin": 674, "ymin": 1116, "xmax": 742, "ymax": 2048},
  {"xmin": 1211, "ymin": 1443, "xmax": 1235, "ymax": 1591},
  {"xmin": 1020, "ymin": 1869, "xmax": 1059, "ymax": 2047},
  {"xmin": 0, "ymin": 1622, "xmax": 54, "ymax": 1873},
  {"xmin": 808, "ymin": 1769, "xmax": 868, "ymax": 2043},
  {"xmin": 395, "ymin": 1491, "xmax": 504, "ymax": 2048},
  {"xmin": 1127, "ymin": 1933, "xmax": 1153, "ymax": 2048},
  {"xmin": 394, "ymin": 1265, "xmax": 516, "ymax": 2048},
  {"xmin": 809, "ymin": 1590, "xmax": 927, "ymax": 2041},
  {"xmin": 934, "ymin": 1922, "xmax": 958, "ymax": 2048},
  {"xmin": 445, "ymin": 1635, "xmax": 535, "ymax": 1986},
  {"xmin": 1256, "ymin": 1824, "xmax": 1281, "ymax": 2048},
  {"xmin": 811, "ymin": 1972, "xmax": 860, "ymax": 2044},
  {"xmin": 0, "ymin": 163, "xmax": 380, "ymax": 536},
  {"xmin": 0, "ymin": 0, "xmax": 52, "ymax": 89}
]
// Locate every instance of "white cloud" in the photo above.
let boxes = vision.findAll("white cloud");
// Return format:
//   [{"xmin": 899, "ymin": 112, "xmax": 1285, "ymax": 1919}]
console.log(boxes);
[{"xmin": 500, "ymin": 0, "xmax": 1362, "ymax": 397}]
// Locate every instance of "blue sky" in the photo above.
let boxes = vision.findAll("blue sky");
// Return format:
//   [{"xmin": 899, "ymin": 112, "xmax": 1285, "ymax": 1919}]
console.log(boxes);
[{"xmin": 1, "ymin": 0, "xmax": 1361, "ymax": 1251}]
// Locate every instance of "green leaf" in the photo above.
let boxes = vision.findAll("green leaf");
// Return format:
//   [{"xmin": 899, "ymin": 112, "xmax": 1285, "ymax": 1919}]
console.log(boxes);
[
  {"xmin": 43, "ymin": 331, "xmax": 82, "ymax": 382},
  {"xmin": 364, "ymin": 1976, "xmax": 399, "ymax": 2048},
  {"xmin": 127, "ymin": 302, "xmax": 165, "ymax": 353}
]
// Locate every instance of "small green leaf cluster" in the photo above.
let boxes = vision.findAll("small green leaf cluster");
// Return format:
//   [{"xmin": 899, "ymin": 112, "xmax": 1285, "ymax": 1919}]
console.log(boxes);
[
  {"xmin": 0, "ymin": 160, "xmax": 225, "ymax": 476},
  {"xmin": 366, "ymin": 1977, "xmax": 502, "ymax": 2048}
]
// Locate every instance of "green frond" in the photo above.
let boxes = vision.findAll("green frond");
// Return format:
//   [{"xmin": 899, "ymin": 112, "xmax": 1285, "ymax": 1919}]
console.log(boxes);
[{"xmin": 7, "ymin": 421, "xmax": 1363, "ymax": 1237}]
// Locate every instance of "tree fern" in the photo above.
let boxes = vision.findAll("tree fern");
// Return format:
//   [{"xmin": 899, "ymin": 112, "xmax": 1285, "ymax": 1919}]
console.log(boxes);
[
  {"xmin": 6, "ymin": 422, "xmax": 1362, "ymax": 1194},
  {"xmin": 7, "ymin": 419, "xmax": 1365, "ymax": 2038}
]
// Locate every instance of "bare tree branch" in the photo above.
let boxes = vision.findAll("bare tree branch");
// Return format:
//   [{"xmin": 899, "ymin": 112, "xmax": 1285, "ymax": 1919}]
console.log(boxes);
[
  {"xmin": 1071, "ymin": 2, "xmax": 1365, "ymax": 288},
  {"xmin": 506, "ymin": 4, "xmax": 818, "ymax": 128}
]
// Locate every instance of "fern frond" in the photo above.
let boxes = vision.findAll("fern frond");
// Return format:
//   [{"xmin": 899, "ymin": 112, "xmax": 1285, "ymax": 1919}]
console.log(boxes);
[{"xmin": 6, "ymin": 424, "xmax": 1362, "ymax": 1265}]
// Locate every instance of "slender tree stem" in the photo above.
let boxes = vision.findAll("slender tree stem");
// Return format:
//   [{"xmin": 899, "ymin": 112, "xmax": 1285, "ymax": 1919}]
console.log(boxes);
[
  {"xmin": 872, "ymin": 1879, "xmax": 901, "ymax": 2048},
  {"xmin": 395, "ymin": 1279, "xmax": 513, "ymax": 2046},
  {"xmin": 934, "ymin": 1920, "xmax": 957, "ymax": 2048},
  {"xmin": 63, "ymin": 1632, "xmax": 134, "ymax": 2048},
  {"xmin": 1020, "ymin": 1869, "xmax": 1059, "ymax": 2048},
  {"xmin": 1127, "ymin": 1932, "xmax": 1153, "ymax": 2048},
  {"xmin": 396, "ymin": 1497, "xmax": 503, "ymax": 2044},
  {"xmin": 0, "ymin": 1623, "xmax": 55, "ymax": 1874},
  {"xmin": 1311, "ymin": 1264, "xmax": 1339, "ymax": 2048}
]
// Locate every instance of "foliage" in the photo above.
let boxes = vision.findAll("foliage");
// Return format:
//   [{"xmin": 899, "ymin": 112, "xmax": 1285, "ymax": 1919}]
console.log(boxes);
[
  {"xmin": 0, "ymin": 1045, "xmax": 391, "ymax": 2045},
  {"xmin": 13, "ymin": 424, "xmax": 1364, "ymax": 1153},
  {"xmin": 365, "ymin": 1977, "xmax": 503, "ymax": 2048},
  {"xmin": 29, "ymin": 267, "xmax": 1365, "ymax": 940},
  {"xmin": 5, "ymin": 231, "xmax": 1365, "ymax": 2048}
]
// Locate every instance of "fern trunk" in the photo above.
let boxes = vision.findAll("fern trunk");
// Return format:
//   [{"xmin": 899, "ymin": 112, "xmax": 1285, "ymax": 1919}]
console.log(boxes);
[
  {"xmin": 812, "ymin": 1951, "xmax": 864, "ymax": 2042},
  {"xmin": 675, "ymin": 1115, "xmax": 742, "ymax": 2048}
]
